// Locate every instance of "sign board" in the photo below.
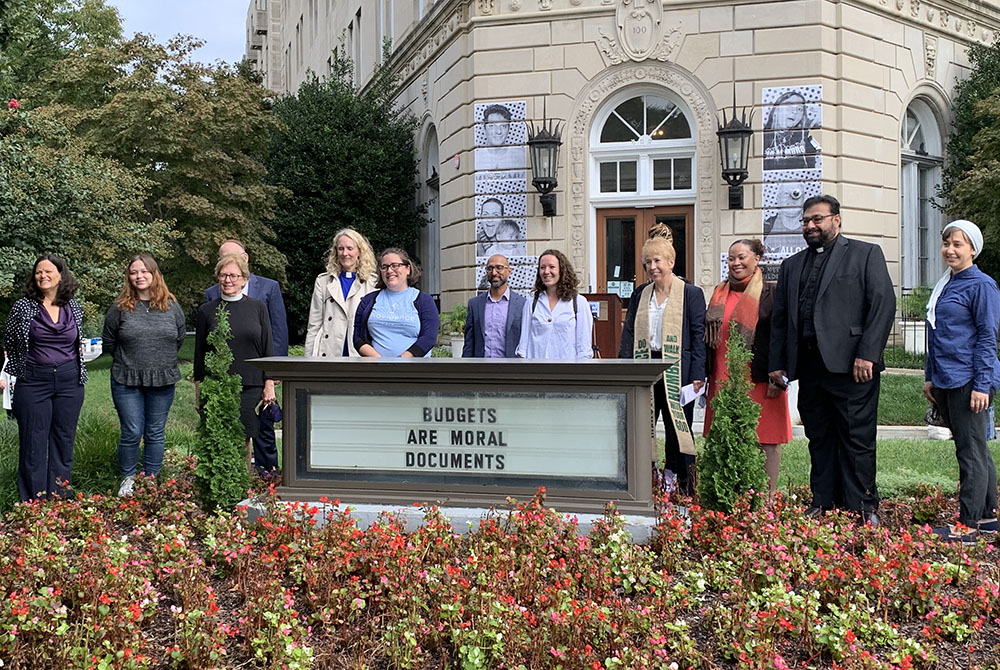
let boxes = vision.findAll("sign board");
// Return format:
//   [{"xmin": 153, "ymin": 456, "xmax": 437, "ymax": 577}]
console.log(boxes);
[{"xmin": 307, "ymin": 391, "xmax": 626, "ymax": 488}]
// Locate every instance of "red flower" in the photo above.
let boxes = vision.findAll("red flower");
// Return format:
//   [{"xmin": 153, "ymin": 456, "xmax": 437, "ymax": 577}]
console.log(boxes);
[{"xmin": 8, "ymin": 99, "xmax": 18, "ymax": 110}]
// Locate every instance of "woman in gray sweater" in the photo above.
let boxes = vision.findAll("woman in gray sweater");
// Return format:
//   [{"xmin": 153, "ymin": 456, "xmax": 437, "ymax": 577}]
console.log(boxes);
[{"xmin": 103, "ymin": 254, "xmax": 186, "ymax": 496}]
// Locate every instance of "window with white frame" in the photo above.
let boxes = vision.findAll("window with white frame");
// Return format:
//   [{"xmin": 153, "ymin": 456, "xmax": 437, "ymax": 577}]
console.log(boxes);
[
  {"xmin": 591, "ymin": 92, "xmax": 696, "ymax": 202},
  {"xmin": 900, "ymin": 98, "xmax": 944, "ymax": 290}
]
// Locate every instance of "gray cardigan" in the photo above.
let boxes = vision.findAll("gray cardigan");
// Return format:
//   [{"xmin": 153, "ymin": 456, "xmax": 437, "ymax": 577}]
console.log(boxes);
[{"xmin": 102, "ymin": 301, "xmax": 186, "ymax": 387}]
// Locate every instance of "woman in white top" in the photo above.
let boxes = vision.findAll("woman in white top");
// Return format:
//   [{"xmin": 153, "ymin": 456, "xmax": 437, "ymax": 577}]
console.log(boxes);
[
  {"xmin": 305, "ymin": 228, "xmax": 378, "ymax": 357},
  {"xmin": 516, "ymin": 249, "xmax": 593, "ymax": 359}
]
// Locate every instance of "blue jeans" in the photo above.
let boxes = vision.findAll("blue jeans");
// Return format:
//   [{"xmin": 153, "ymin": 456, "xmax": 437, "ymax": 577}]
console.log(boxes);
[{"xmin": 111, "ymin": 379, "xmax": 175, "ymax": 477}]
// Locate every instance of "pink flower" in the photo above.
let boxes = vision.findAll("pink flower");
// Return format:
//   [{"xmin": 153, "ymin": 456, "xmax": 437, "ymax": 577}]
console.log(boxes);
[{"xmin": 8, "ymin": 99, "xmax": 18, "ymax": 110}]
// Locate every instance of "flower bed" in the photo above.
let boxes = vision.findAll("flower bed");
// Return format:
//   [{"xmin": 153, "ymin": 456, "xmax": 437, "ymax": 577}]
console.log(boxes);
[{"xmin": 0, "ymin": 459, "xmax": 997, "ymax": 669}]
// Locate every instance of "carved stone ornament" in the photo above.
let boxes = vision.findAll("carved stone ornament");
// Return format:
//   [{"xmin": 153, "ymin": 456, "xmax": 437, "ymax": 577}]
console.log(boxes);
[
  {"xmin": 477, "ymin": 0, "xmax": 495, "ymax": 15},
  {"xmin": 539, "ymin": 0, "xmax": 552, "ymax": 10},
  {"xmin": 924, "ymin": 33, "xmax": 937, "ymax": 79},
  {"xmin": 600, "ymin": 16, "xmax": 681, "ymax": 65},
  {"xmin": 510, "ymin": 0, "xmax": 521, "ymax": 11},
  {"xmin": 616, "ymin": 0, "xmax": 663, "ymax": 61}
]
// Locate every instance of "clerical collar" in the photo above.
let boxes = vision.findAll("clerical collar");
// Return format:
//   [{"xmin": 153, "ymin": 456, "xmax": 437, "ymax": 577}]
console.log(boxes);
[{"xmin": 343, "ymin": 272, "xmax": 354, "ymax": 278}]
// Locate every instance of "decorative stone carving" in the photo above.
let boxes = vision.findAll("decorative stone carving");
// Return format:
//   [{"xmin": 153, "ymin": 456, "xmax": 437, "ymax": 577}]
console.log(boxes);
[
  {"xmin": 616, "ymin": 0, "xmax": 663, "ymax": 61},
  {"xmin": 571, "ymin": 0, "xmax": 583, "ymax": 6},
  {"xmin": 599, "ymin": 16, "xmax": 682, "ymax": 65},
  {"xmin": 421, "ymin": 73, "xmax": 429, "ymax": 105},
  {"xmin": 539, "ymin": 0, "xmax": 552, "ymax": 10},
  {"xmin": 477, "ymin": 0, "xmax": 495, "ymax": 15},
  {"xmin": 924, "ymin": 33, "xmax": 937, "ymax": 79},
  {"xmin": 397, "ymin": 5, "xmax": 466, "ymax": 84},
  {"xmin": 511, "ymin": 0, "xmax": 521, "ymax": 11},
  {"xmin": 910, "ymin": 0, "xmax": 920, "ymax": 19},
  {"xmin": 568, "ymin": 64, "xmax": 717, "ymax": 288}
]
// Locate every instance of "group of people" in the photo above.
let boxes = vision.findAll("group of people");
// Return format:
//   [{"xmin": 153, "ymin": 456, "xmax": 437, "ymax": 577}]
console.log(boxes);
[{"xmin": 2, "ymin": 197, "xmax": 998, "ymax": 542}]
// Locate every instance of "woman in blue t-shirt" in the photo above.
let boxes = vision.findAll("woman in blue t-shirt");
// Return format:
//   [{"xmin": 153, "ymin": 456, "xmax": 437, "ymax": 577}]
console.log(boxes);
[{"xmin": 354, "ymin": 248, "xmax": 439, "ymax": 358}]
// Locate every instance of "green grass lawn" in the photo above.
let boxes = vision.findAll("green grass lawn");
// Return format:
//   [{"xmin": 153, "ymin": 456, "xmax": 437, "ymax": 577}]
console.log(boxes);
[{"xmin": 877, "ymin": 373, "xmax": 927, "ymax": 425}]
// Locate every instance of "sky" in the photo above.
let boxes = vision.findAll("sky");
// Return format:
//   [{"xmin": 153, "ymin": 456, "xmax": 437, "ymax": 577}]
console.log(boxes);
[{"xmin": 107, "ymin": 0, "xmax": 250, "ymax": 65}]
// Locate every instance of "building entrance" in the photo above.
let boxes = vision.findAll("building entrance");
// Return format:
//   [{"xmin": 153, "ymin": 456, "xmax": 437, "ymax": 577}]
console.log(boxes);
[{"xmin": 596, "ymin": 206, "xmax": 694, "ymax": 302}]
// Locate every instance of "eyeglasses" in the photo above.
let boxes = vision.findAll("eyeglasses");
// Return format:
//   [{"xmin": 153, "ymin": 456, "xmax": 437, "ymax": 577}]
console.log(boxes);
[
  {"xmin": 485, "ymin": 265, "xmax": 509, "ymax": 272},
  {"xmin": 217, "ymin": 273, "xmax": 244, "ymax": 281},
  {"xmin": 380, "ymin": 262, "xmax": 409, "ymax": 272},
  {"xmin": 801, "ymin": 213, "xmax": 836, "ymax": 227}
]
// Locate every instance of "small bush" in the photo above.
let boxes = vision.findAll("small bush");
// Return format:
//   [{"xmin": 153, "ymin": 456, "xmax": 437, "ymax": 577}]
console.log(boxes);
[
  {"xmin": 192, "ymin": 304, "xmax": 251, "ymax": 511},
  {"xmin": 69, "ymin": 413, "xmax": 119, "ymax": 495},
  {"xmin": 697, "ymin": 334, "xmax": 766, "ymax": 512}
]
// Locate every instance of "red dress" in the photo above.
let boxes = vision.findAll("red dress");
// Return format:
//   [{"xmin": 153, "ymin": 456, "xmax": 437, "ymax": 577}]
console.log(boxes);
[{"xmin": 702, "ymin": 290, "xmax": 792, "ymax": 444}]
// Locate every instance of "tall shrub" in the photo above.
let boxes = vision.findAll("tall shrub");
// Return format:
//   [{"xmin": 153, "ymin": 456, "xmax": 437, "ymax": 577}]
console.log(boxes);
[
  {"xmin": 193, "ymin": 304, "xmax": 251, "ymax": 511},
  {"xmin": 697, "ymin": 334, "xmax": 766, "ymax": 512}
]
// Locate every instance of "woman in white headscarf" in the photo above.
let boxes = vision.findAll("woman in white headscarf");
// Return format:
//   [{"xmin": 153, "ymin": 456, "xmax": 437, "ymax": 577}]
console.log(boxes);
[{"xmin": 923, "ymin": 220, "xmax": 1000, "ymax": 542}]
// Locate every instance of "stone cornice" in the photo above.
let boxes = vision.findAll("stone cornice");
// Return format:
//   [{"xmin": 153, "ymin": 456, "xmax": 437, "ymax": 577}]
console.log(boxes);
[
  {"xmin": 848, "ymin": 0, "xmax": 1000, "ymax": 44},
  {"xmin": 385, "ymin": 0, "xmax": 470, "ymax": 92}
]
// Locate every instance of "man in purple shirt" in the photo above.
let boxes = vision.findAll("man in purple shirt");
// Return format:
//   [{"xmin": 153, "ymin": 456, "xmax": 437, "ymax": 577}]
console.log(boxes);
[{"xmin": 463, "ymin": 254, "xmax": 526, "ymax": 358}]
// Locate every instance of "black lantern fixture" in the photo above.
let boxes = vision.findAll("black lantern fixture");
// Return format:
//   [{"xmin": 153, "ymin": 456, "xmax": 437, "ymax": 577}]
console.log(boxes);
[
  {"xmin": 716, "ymin": 106, "xmax": 754, "ymax": 209},
  {"xmin": 527, "ymin": 103, "xmax": 563, "ymax": 217}
]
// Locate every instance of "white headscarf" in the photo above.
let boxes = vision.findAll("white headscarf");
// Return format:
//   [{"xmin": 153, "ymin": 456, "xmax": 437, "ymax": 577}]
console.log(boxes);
[{"xmin": 926, "ymin": 220, "xmax": 984, "ymax": 329}]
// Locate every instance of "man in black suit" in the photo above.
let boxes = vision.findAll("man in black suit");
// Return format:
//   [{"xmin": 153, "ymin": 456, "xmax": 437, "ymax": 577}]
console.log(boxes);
[
  {"xmin": 769, "ymin": 195, "xmax": 895, "ymax": 525},
  {"xmin": 205, "ymin": 240, "xmax": 289, "ymax": 356},
  {"xmin": 463, "ymin": 254, "xmax": 526, "ymax": 358}
]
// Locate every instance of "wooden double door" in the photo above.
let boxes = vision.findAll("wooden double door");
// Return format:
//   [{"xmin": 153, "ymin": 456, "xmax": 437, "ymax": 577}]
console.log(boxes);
[{"xmin": 596, "ymin": 206, "xmax": 694, "ymax": 302}]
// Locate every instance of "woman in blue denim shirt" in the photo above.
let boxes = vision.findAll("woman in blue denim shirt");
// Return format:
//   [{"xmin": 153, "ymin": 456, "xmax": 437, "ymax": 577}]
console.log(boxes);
[{"xmin": 923, "ymin": 220, "xmax": 1000, "ymax": 542}]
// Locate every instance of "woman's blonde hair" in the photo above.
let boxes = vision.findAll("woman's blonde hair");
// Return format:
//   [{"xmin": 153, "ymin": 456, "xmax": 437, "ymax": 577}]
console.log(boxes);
[
  {"xmin": 324, "ymin": 228, "xmax": 377, "ymax": 280},
  {"xmin": 215, "ymin": 253, "xmax": 249, "ymax": 278},
  {"xmin": 116, "ymin": 254, "xmax": 176, "ymax": 312},
  {"xmin": 641, "ymin": 236, "xmax": 676, "ymax": 263}
]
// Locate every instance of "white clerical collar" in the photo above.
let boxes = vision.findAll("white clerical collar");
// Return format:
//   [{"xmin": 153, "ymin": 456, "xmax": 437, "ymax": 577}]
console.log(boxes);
[{"xmin": 221, "ymin": 293, "xmax": 243, "ymax": 302}]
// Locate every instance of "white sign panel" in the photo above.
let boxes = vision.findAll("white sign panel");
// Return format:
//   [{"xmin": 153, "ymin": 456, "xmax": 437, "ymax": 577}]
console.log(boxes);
[{"xmin": 309, "ymin": 392, "xmax": 624, "ymax": 481}]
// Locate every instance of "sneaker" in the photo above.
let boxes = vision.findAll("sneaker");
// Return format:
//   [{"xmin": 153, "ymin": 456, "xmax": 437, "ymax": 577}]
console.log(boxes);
[
  {"xmin": 932, "ymin": 524, "xmax": 980, "ymax": 545},
  {"xmin": 118, "ymin": 475, "xmax": 135, "ymax": 497},
  {"xmin": 978, "ymin": 518, "xmax": 999, "ymax": 534}
]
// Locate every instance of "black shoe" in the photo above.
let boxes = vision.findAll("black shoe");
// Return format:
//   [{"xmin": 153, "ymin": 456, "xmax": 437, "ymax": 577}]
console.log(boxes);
[
  {"xmin": 862, "ymin": 511, "xmax": 879, "ymax": 527},
  {"xmin": 933, "ymin": 524, "xmax": 979, "ymax": 545},
  {"xmin": 803, "ymin": 506, "xmax": 825, "ymax": 519}
]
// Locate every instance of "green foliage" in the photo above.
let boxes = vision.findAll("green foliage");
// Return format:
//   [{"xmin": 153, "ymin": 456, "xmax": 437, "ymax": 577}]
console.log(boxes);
[
  {"xmin": 25, "ymin": 35, "xmax": 287, "ymax": 313},
  {"xmin": 0, "ymin": 0, "xmax": 122, "ymax": 99},
  {"xmin": 882, "ymin": 345, "xmax": 925, "ymax": 370},
  {"xmin": 899, "ymin": 286, "xmax": 931, "ymax": 320},
  {"xmin": 941, "ymin": 40, "xmax": 1000, "ymax": 281},
  {"xmin": 0, "ymin": 107, "xmax": 172, "ymax": 322},
  {"xmin": 877, "ymin": 373, "xmax": 928, "ymax": 426},
  {"xmin": 266, "ymin": 55, "xmax": 428, "ymax": 340},
  {"xmin": 439, "ymin": 304, "xmax": 467, "ymax": 336},
  {"xmin": 193, "ymin": 305, "xmax": 251, "ymax": 511},
  {"xmin": 697, "ymin": 334, "xmax": 766, "ymax": 512}
]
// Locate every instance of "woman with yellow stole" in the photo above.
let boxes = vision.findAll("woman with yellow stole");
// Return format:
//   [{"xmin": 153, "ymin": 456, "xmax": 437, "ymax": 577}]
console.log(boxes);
[{"xmin": 619, "ymin": 234, "xmax": 706, "ymax": 494}]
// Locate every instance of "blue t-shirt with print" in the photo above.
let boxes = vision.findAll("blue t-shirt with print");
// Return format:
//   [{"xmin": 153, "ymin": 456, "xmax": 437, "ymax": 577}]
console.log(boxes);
[{"xmin": 368, "ymin": 287, "xmax": 427, "ymax": 357}]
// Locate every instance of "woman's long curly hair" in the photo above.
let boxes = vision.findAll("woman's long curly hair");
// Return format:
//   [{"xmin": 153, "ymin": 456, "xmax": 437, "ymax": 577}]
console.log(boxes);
[
  {"xmin": 115, "ymin": 254, "xmax": 177, "ymax": 312},
  {"xmin": 324, "ymin": 228, "xmax": 377, "ymax": 281},
  {"xmin": 532, "ymin": 249, "xmax": 579, "ymax": 302},
  {"xmin": 24, "ymin": 254, "xmax": 79, "ymax": 306}
]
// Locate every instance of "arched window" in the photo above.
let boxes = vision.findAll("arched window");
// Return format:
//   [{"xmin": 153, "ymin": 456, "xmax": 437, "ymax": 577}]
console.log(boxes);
[
  {"xmin": 900, "ymin": 98, "xmax": 944, "ymax": 290},
  {"xmin": 591, "ymin": 92, "xmax": 696, "ymax": 199},
  {"xmin": 417, "ymin": 126, "xmax": 440, "ymax": 296}
]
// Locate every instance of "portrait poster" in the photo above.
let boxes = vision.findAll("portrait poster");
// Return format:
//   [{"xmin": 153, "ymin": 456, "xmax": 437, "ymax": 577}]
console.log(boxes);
[
  {"xmin": 761, "ymin": 85, "xmax": 822, "ymax": 174},
  {"xmin": 474, "ymin": 100, "xmax": 528, "ymax": 171}
]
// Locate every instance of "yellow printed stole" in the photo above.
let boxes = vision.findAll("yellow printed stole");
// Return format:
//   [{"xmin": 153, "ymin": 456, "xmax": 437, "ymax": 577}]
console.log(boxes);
[{"xmin": 632, "ymin": 275, "xmax": 695, "ymax": 455}]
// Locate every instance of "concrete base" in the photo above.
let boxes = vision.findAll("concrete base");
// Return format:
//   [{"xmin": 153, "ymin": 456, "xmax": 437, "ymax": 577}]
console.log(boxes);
[{"xmin": 239, "ymin": 499, "xmax": 666, "ymax": 543}]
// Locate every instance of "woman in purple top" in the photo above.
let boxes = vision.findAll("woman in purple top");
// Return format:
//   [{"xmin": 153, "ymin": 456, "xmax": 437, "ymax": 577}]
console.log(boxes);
[{"xmin": 2, "ymin": 255, "xmax": 87, "ymax": 501}]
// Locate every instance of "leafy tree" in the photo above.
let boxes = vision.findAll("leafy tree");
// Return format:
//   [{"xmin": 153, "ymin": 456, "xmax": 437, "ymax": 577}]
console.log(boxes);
[
  {"xmin": 0, "ymin": 106, "xmax": 171, "ymax": 325},
  {"xmin": 193, "ymin": 304, "xmax": 252, "ymax": 511},
  {"xmin": 265, "ymin": 55, "xmax": 428, "ymax": 340},
  {"xmin": 941, "ymin": 40, "xmax": 1000, "ymax": 279},
  {"xmin": 0, "ymin": 0, "xmax": 122, "ymax": 99},
  {"xmin": 696, "ymin": 334, "xmax": 766, "ymax": 513},
  {"xmin": 24, "ymin": 35, "xmax": 287, "ymax": 312}
]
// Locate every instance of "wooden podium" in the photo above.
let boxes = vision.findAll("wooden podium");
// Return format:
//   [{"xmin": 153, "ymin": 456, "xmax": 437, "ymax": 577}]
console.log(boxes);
[{"xmin": 582, "ymin": 293, "xmax": 624, "ymax": 359}]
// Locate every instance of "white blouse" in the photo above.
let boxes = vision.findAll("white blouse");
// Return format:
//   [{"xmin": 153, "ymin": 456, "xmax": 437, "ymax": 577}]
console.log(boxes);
[
  {"xmin": 648, "ymin": 291, "xmax": 669, "ymax": 352},
  {"xmin": 515, "ymin": 294, "xmax": 594, "ymax": 360}
]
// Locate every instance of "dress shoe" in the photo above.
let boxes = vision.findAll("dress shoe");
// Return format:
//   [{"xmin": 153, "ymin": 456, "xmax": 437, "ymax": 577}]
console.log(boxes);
[
  {"xmin": 803, "ymin": 506, "xmax": 825, "ymax": 519},
  {"xmin": 862, "ymin": 511, "xmax": 879, "ymax": 527},
  {"xmin": 933, "ymin": 524, "xmax": 979, "ymax": 545}
]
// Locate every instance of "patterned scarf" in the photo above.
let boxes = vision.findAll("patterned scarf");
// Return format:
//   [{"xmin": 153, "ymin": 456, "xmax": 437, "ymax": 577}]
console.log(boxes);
[{"xmin": 705, "ymin": 267, "xmax": 763, "ymax": 349}]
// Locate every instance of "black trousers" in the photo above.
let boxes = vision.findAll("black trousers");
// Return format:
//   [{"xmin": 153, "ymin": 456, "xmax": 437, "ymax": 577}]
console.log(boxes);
[
  {"xmin": 932, "ymin": 382, "xmax": 998, "ymax": 526},
  {"xmin": 13, "ymin": 360, "xmax": 85, "ymax": 501},
  {"xmin": 652, "ymin": 351, "xmax": 696, "ymax": 494},
  {"xmin": 797, "ymin": 343, "xmax": 879, "ymax": 513}
]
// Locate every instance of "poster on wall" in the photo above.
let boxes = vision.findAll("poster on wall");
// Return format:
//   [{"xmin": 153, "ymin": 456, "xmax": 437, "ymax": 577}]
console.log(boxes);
[
  {"xmin": 760, "ymin": 85, "xmax": 823, "ymax": 281},
  {"xmin": 474, "ymin": 101, "xmax": 528, "ymax": 171}
]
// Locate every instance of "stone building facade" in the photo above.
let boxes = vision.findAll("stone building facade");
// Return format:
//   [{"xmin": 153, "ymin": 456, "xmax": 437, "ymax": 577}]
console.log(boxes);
[{"xmin": 246, "ymin": 0, "xmax": 1000, "ymax": 309}]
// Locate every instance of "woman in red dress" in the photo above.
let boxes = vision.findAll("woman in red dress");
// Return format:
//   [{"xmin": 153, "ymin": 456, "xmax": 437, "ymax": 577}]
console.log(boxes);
[{"xmin": 703, "ymin": 239, "xmax": 792, "ymax": 498}]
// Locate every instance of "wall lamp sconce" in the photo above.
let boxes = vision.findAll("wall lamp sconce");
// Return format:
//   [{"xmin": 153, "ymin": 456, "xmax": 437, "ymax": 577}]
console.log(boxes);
[
  {"xmin": 527, "ymin": 105, "xmax": 563, "ymax": 217},
  {"xmin": 716, "ymin": 106, "xmax": 754, "ymax": 209}
]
